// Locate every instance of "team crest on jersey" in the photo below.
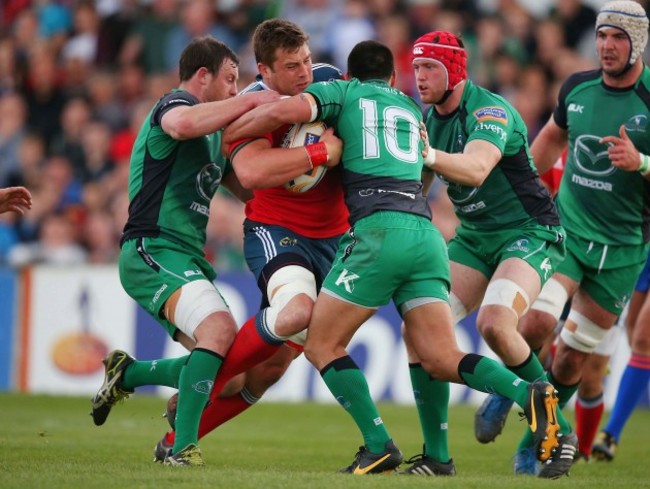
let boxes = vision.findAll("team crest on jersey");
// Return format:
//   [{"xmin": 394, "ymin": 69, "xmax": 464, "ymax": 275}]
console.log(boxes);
[
  {"xmin": 196, "ymin": 163, "xmax": 223, "ymax": 201},
  {"xmin": 507, "ymin": 239, "xmax": 529, "ymax": 253},
  {"xmin": 573, "ymin": 135, "xmax": 616, "ymax": 177},
  {"xmin": 624, "ymin": 114, "xmax": 647, "ymax": 133},
  {"xmin": 445, "ymin": 180, "xmax": 480, "ymax": 204},
  {"xmin": 473, "ymin": 106, "xmax": 508, "ymax": 125}
]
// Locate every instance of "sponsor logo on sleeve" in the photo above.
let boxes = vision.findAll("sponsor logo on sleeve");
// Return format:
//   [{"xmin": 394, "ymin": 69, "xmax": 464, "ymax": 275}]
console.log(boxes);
[
  {"xmin": 568, "ymin": 103, "xmax": 584, "ymax": 113},
  {"xmin": 473, "ymin": 106, "xmax": 508, "ymax": 125}
]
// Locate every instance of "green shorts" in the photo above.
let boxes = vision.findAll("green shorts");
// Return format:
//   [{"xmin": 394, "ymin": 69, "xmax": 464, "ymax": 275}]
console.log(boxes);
[
  {"xmin": 322, "ymin": 211, "xmax": 450, "ymax": 313},
  {"xmin": 556, "ymin": 233, "xmax": 649, "ymax": 314},
  {"xmin": 119, "ymin": 236, "xmax": 219, "ymax": 338},
  {"xmin": 448, "ymin": 224, "xmax": 566, "ymax": 285}
]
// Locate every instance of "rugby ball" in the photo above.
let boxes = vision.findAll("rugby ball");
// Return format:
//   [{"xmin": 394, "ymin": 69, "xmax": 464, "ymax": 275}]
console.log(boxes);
[{"xmin": 281, "ymin": 121, "xmax": 328, "ymax": 193}]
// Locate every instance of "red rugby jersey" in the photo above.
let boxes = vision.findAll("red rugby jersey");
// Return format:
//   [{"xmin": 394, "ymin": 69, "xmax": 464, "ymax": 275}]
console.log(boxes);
[{"xmin": 230, "ymin": 125, "xmax": 349, "ymax": 239}]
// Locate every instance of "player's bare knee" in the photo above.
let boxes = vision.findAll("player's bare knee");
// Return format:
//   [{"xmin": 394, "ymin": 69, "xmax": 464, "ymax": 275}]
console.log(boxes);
[
  {"xmin": 194, "ymin": 314, "xmax": 237, "ymax": 354},
  {"xmin": 259, "ymin": 364, "xmax": 287, "ymax": 387},
  {"xmin": 519, "ymin": 309, "xmax": 557, "ymax": 347},
  {"xmin": 420, "ymin": 357, "xmax": 454, "ymax": 382},
  {"xmin": 219, "ymin": 373, "xmax": 246, "ymax": 397},
  {"xmin": 274, "ymin": 294, "xmax": 314, "ymax": 336},
  {"xmin": 303, "ymin": 341, "xmax": 332, "ymax": 370},
  {"xmin": 552, "ymin": 350, "xmax": 585, "ymax": 385},
  {"xmin": 247, "ymin": 354, "xmax": 293, "ymax": 392},
  {"xmin": 476, "ymin": 319, "xmax": 505, "ymax": 347},
  {"xmin": 244, "ymin": 367, "xmax": 286, "ymax": 394},
  {"xmin": 578, "ymin": 379, "xmax": 602, "ymax": 399},
  {"xmin": 174, "ymin": 280, "xmax": 236, "ymax": 354}
]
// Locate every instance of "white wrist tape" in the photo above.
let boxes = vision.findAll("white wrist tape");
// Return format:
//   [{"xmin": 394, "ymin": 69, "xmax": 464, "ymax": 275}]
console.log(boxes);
[{"xmin": 423, "ymin": 146, "xmax": 436, "ymax": 168}]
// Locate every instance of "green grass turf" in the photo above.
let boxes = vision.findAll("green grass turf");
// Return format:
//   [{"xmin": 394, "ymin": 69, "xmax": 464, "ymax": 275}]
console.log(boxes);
[{"xmin": 0, "ymin": 393, "xmax": 648, "ymax": 488}]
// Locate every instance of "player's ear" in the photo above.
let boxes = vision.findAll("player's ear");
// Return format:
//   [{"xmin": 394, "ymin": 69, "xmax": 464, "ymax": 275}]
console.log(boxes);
[
  {"xmin": 258, "ymin": 62, "xmax": 270, "ymax": 79},
  {"xmin": 389, "ymin": 70, "xmax": 397, "ymax": 87},
  {"xmin": 344, "ymin": 72, "xmax": 352, "ymax": 81}
]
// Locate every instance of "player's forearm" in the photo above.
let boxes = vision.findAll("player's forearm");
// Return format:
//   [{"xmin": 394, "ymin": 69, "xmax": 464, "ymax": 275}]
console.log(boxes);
[
  {"xmin": 433, "ymin": 151, "xmax": 493, "ymax": 187},
  {"xmin": 530, "ymin": 121, "xmax": 567, "ymax": 175},
  {"xmin": 223, "ymin": 103, "xmax": 283, "ymax": 144},
  {"xmin": 234, "ymin": 147, "xmax": 314, "ymax": 189},
  {"xmin": 165, "ymin": 97, "xmax": 260, "ymax": 140}
]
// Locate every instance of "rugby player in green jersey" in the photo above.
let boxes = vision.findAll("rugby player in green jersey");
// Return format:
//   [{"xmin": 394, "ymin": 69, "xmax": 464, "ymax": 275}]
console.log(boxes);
[
  {"xmin": 89, "ymin": 36, "xmax": 278, "ymax": 466},
  {"xmin": 152, "ymin": 19, "xmax": 347, "ymax": 462},
  {"xmin": 411, "ymin": 30, "xmax": 574, "ymax": 478},
  {"xmin": 224, "ymin": 39, "xmax": 561, "ymax": 476},
  {"xmin": 478, "ymin": 0, "xmax": 650, "ymax": 477}
]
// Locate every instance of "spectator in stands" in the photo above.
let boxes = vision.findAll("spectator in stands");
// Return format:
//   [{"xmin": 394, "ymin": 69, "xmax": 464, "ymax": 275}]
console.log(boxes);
[
  {"xmin": 0, "ymin": 92, "xmax": 28, "ymax": 188},
  {"xmin": 165, "ymin": 0, "xmax": 240, "ymax": 75},
  {"xmin": 119, "ymin": 0, "xmax": 179, "ymax": 74},
  {"xmin": 8, "ymin": 211, "xmax": 86, "ymax": 266}
]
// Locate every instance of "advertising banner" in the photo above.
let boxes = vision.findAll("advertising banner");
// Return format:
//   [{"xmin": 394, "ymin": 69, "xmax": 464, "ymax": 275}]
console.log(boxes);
[
  {"xmin": 0, "ymin": 269, "xmax": 17, "ymax": 390},
  {"xmin": 17, "ymin": 265, "xmax": 646, "ymax": 408}
]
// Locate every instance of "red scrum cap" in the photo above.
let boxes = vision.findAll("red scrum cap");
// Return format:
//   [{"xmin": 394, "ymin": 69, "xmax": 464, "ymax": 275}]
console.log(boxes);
[{"xmin": 412, "ymin": 31, "xmax": 467, "ymax": 91}]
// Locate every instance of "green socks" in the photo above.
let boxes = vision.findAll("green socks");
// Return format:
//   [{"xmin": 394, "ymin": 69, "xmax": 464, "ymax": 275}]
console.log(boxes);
[
  {"xmin": 458, "ymin": 354, "xmax": 529, "ymax": 407},
  {"xmin": 173, "ymin": 348, "xmax": 223, "ymax": 452},
  {"xmin": 321, "ymin": 356, "xmax": 390, "ymax": 453},
  {"xmin": 409, "ymin": 363, "xmax": 450, "ymax": 462},
  {"xmin": 122, "ymin": 356, "xmax": 189, "ymax": 389}
]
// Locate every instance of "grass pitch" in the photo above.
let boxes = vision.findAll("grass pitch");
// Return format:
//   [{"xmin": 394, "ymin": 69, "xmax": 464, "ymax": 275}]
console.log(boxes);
[{"xmin": 1, "ymin": 393, "xmax": 649, "ymax": 488}]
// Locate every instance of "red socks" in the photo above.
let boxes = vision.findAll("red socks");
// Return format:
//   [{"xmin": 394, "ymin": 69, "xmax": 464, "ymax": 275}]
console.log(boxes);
[
  {"xmin": 198, "ymin": 393, "xmax": 253, "ymax": 439},
  {"xmin": 575, "ymin": 395, "xmax": 604, "ymax": 456},
  {"xmin": 210, "ymin": 315, "xmax": 282, "ymax": 401},
  {"xmin": 163, "ymin": 393, "xmax": 253, "ymax": 444}
]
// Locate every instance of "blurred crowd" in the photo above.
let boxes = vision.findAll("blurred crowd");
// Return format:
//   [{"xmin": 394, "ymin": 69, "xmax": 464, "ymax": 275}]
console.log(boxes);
[{"xmin": 0, "ymin": 0, "xmax": 642, "ymax": 270}]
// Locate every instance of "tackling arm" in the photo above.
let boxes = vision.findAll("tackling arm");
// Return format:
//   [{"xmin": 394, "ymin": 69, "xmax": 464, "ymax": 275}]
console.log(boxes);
[
  {"xmin": 231, "ymin": 138, "xmax": 318, "ymax": 189},
  {"xmin": 162, "ymin": 91, "xmax": 279, "ymax": 140},
  {"xmin": 430, "ymin": 139, "xmax": 502, "ymax": 187},
  {"xmin": 223, "ymin": 93, "xmax": 317, "ymax": 144},
  {"xmin": 230, "ymin": 127, "xmax": 342, "ymax": 189}
]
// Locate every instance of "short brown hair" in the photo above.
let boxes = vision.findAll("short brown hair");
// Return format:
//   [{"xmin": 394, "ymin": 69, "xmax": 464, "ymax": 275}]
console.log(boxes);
[
  {"xmin": 178, "ymin": 35, "xmax": 239, "ymax": 82},
  {"xmin": 252, "ymin": 19, "xmax": 309, "ymax": 67}
]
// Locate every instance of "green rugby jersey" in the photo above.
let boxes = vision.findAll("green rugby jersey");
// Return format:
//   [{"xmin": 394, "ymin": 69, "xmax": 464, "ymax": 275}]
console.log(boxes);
[
  {"xmin": 425, "ymin": 80, "xmax": 559, "ymax": 231},
  {"xmin": 554, "ymin": 67, "xmax": 650, "ymax": 245},
  {"xmin": 121, "ymin": 90, "xmax": 230, "ymax": 254},
  {"xmin": 306, "ymin": 78, "xmax": 431, "ymax": 224}
]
